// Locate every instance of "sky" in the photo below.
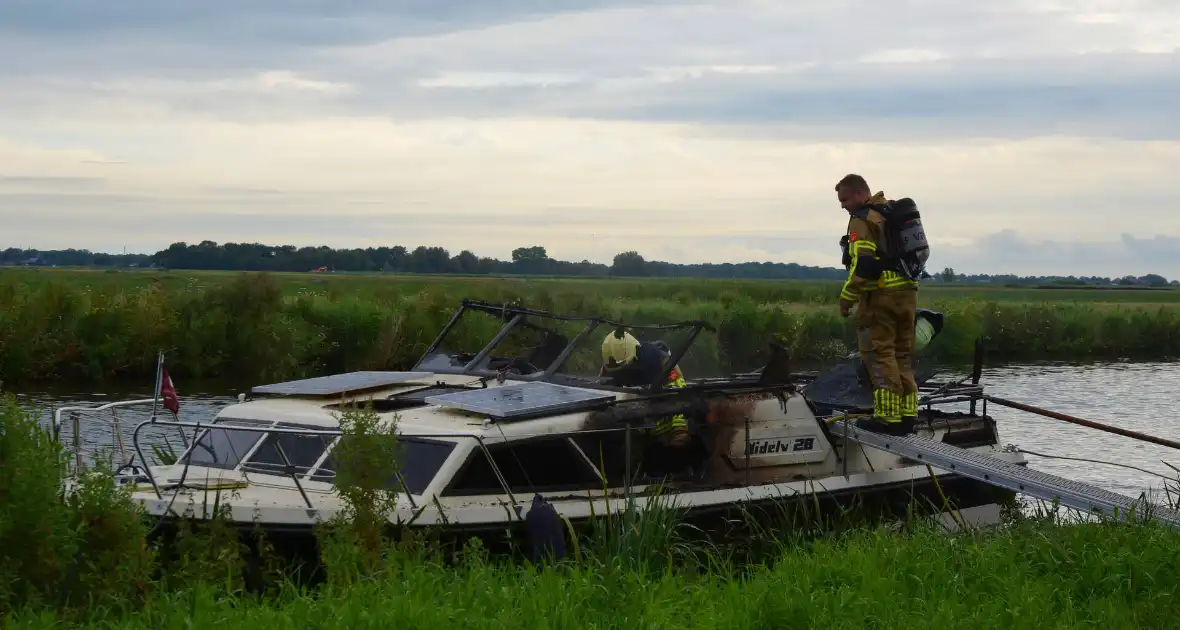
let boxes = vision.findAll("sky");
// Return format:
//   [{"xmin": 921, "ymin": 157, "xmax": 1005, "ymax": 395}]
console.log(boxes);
[{"xmin": 1, "ymin": 0, "xmax": 1178, "ymax": 277}]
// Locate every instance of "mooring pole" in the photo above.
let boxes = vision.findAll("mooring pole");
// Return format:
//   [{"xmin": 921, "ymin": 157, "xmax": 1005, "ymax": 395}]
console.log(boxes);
[
  {"xmin": 969, "ymin": 338, "xmax": 984, "ymax": 415},
  {"xmin": 71, "ymin": 411, "xmax": 82, "ymax": 474},
  {"xmin": 985, "ymin": 395, "xmax": 1180, "ymax": 452}
]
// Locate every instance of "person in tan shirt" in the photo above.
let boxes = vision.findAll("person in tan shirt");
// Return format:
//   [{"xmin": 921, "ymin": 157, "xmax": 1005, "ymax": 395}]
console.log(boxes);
[{"xmin": 835, "ymin": 174, "xmax": 919, "ymax": 435}]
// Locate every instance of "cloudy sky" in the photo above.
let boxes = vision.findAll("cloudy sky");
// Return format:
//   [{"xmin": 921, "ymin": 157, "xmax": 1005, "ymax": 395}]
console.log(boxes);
[{"xmin": 2, "ymin": 0, "xmax": 1178, "ymax": 277}]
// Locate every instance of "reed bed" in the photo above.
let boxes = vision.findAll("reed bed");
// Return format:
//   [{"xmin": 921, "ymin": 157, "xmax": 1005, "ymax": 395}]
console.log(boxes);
[{"xmin": 1, "ymin": 268, "xmax": 1178, "ymax": 385}]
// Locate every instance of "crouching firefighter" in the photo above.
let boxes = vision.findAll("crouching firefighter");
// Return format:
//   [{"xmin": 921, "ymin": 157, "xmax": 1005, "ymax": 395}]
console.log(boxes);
[
  {"xmin": 600, "ymin": 328, "xmax": 691, "ymax": 447},
  {"xmin": 834, "ymin": 173, "xmax": 931, "ymax": 436}
]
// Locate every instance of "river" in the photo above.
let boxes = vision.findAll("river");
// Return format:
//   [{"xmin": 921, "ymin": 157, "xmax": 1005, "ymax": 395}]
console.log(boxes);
[{"xmin": 8, "ymin": 361, "xmax": 1180, "ymax": 504}]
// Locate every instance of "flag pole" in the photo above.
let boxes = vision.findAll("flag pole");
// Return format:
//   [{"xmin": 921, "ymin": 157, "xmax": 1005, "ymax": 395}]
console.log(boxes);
[{"xmin": 150, "ymin": 350, "xmax": 163, "ymax": 423}]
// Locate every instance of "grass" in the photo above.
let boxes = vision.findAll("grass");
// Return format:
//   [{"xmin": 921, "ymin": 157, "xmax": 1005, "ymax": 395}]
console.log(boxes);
[
  {"xmin": 1, "ymin": 267, "xmax": 1179, "ymax": 385},
  {"xmin": 4, "ymin": 395, "xmax": 1180, "ymax": 628},
  {"xmin": 10, "ymin": 522, "xmax": 1180, "ymax": 629}
]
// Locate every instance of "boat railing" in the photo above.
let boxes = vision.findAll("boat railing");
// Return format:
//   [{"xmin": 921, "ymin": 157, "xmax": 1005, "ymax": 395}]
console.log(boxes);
[
  {"xmin": 53, "ymin": 398, "xmax": 163, "ymax": 481},
  {"xmin": 128, "ymin": 390, "xmax": 990, "ymax": 491},
  {"xmin": 66, "ymin": 378, "xmax": 994, "ymax": 521},
  {"xmin": 126, "ymin": 414, "xmax": 701, "ymax": 515},
  {"xmin": 129, "ymin": 416, "xmax": 535, "ymax": 513}
]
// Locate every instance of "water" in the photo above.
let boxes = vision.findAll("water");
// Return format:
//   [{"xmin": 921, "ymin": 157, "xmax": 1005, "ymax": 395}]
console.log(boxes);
[
  {"xmin": 14, "ymin": 379, "xmax": 241, "ymax": 471},
  {"xmin": 9, "ymin": 361, "xmax": 1180, "ymax": 502},
  {"xmin": 974, "ymin": 361, "xmax": 1180, "ymax": 501}
]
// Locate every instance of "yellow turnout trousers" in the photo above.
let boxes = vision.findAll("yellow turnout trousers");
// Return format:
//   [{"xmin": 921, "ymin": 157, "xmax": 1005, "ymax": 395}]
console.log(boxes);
[{"xmin": 854, "ymin": 288, "xmax": 919, "ymax": 422}]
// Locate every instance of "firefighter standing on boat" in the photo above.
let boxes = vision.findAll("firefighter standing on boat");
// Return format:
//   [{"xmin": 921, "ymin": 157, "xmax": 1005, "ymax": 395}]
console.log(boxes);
[
  {"xmin": 835, "ymin": 173, "xmax": 926, "ymax": 435},
  {"xmin": 600, "ymin": 329, "xmax": 691, "ymax": 446}
]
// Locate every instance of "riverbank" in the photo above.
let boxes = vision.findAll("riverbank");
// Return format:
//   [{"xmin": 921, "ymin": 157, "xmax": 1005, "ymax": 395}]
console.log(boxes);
[
  {"xmin": 5, "ymin": 394, "xmax": 1180, "ymax": 628},
  {"xmin": 8, "ymin": 521, "xmax": 1180, "ymax": 628},
  {"xmin": 2, "ymin": 268, "xmax": 1179, "ymax": 384}
]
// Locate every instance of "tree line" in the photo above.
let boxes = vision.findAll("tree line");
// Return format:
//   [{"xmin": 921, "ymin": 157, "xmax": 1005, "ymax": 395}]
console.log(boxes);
[
  {"xmin": 1, "ymin": 243, "xmax": 1174, "ymax": 286},
  {"xmin": 3, "ymin": 242, "xmax": 850, "ymax": 280}
]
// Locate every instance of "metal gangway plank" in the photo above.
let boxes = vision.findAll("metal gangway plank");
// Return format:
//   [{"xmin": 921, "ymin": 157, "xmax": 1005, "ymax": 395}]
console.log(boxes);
[{"xmin": 830, "ymin": 420, "xmax": 1180, "ymax": 529}]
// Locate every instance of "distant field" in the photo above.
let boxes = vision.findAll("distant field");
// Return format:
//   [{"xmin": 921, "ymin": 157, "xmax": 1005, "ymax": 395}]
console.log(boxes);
[
  {"xmin": 912, "ymin": 283, "xmax": 1180, "ymax": 305},
  {"xmin": 10, "ymin": 266, "xmax": 1180, "ymax": 305},
  {"xmin": 2, "ymin": 267, "xmax": 1178, "ymax": 384}
]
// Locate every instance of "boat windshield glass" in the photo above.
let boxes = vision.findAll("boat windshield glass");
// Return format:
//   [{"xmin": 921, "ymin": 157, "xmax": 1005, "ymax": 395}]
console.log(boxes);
[
  {"xmin": 413, "ymin": 309, "xmax": 506, "ymax": 374},
  {"xmin": 414, "ymin": 302, "xmax": 718, "ymax": 382},
  {"xmin": 472, "ymin": 316, "xmax": 595, "ymax": 377},
  {"xmin": 307, "ymin": 436, "xmax": 457, "ymax": 495},
  {"xmin": 177, "ymin": 418, "xmax": 270, "ymax": 470},
  {"xmin": 239, "ymin": 422, "xmax": 336, "ymax": 476}
]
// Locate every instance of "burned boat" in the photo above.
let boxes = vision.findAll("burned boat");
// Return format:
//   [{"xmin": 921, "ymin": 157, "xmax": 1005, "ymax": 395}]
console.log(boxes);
[{"xmin": 59, "ymin": 299, "xmax": 1025, "ymax": 550}]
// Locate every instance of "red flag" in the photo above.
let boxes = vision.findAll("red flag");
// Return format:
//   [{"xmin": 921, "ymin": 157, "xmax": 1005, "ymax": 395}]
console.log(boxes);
[{"xmin": 160, "ymin": 365, "xmax": 180, "ymax": 415}]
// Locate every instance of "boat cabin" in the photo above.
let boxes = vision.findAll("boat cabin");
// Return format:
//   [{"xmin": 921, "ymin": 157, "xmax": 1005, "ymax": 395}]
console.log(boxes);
[{"xmin": 148, "ymin": 300, "xmax": 833, "ymax": 514}]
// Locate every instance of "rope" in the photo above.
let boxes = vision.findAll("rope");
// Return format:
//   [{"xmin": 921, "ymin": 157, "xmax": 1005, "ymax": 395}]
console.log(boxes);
[{"xmin": 1014, "ymin": 447, "xmax": 1177, "ymax": 484}]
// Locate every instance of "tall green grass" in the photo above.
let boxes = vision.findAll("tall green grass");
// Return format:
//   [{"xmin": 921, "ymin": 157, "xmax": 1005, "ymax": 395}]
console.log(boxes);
[
  {"xmin": 2, "ymin": 268, "xmax": 1179, "ymax": 385},
  {"xmin": 1, "ymin": 396, "xmax": 154, "ymax": 617},
  {"xmin": 13, "ymin": 521, "xmax": 1180, "ymax": 629},
  {"xmin": 6, "ymin": 395, "xmax": 1180, "ymax": 627}
]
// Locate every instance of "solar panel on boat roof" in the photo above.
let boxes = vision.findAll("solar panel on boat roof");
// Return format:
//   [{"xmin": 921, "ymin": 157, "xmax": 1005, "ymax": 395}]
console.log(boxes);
[
  {"xmin": 424, "ymin": 382, "xmax": 616, "ymax": 420},
  {"xmin": 251, "ymin": 371, "xmax": 434, "ymax": 396}
]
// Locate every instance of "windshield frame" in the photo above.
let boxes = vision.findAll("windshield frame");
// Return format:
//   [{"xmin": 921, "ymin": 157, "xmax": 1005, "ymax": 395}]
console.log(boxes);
[{"xmin": 411, "ymin": 299, "xmax": 714, "ymax": 390}]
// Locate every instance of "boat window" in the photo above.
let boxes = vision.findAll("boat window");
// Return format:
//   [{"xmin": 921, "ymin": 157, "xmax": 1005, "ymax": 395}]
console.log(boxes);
[
  {"xmin": 240, "ymin": 422, "xmax": 336, "ymax": 476},
  {"xmin": 308, "ymin": 437, "xmax": 456, "ymax": 495},
  {"xmin": 178, "ymin": 418, "xmax": 270, "ymax": 470},
  {"xmin": 572, "ymin": 431, "xmax": 631, "ymax": 488},
  {"xmin": 441, "ymin": 438, "xmax": 603, "ymax": 496}
]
